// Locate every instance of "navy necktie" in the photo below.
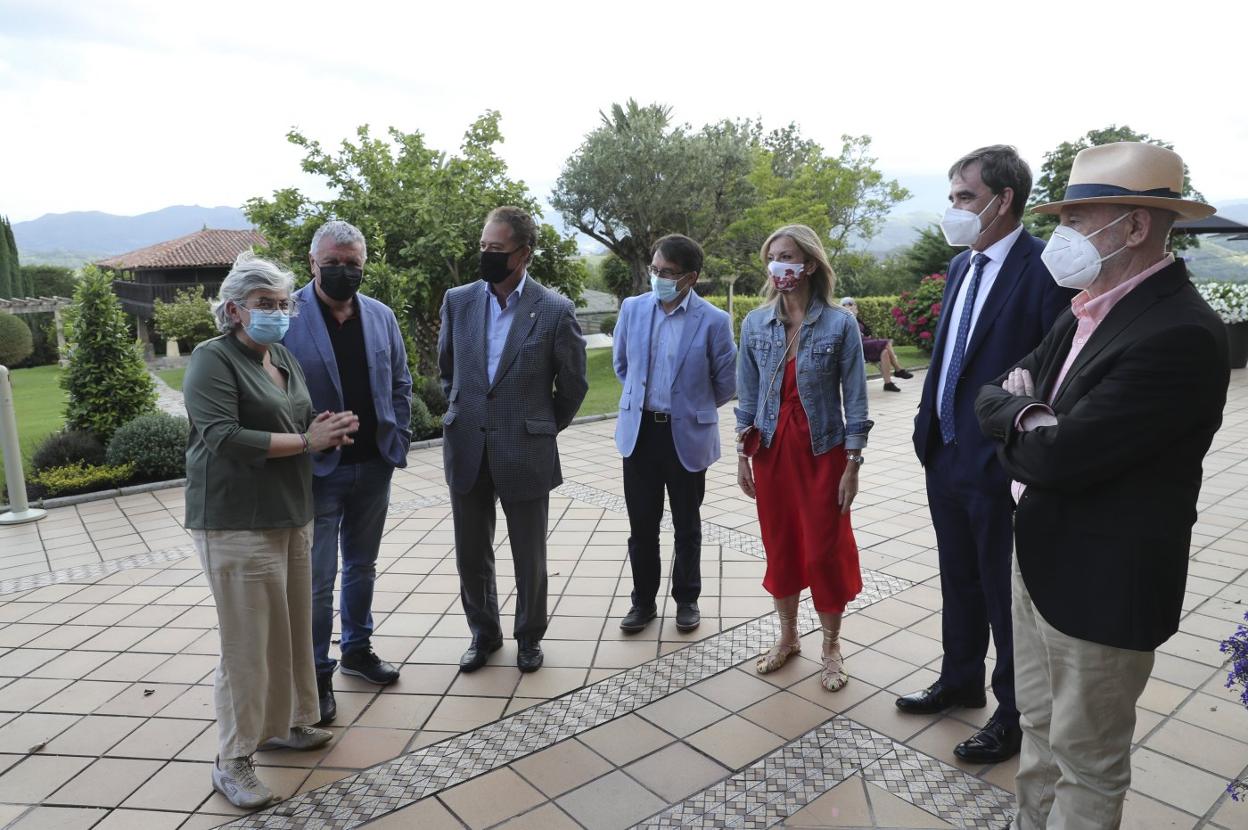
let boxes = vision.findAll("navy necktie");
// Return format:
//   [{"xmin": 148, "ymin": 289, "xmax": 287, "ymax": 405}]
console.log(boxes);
[{"xmin": 939, "ymin": 252, "xmax": 989, "ymax": 445}]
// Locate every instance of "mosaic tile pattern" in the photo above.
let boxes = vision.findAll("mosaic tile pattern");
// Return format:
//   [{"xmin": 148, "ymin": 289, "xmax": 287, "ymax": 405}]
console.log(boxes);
[
  {"xmin": 636, "ymin": 719, "xmax": 1016, "ymax": 829},
  {"xmin": 0, "ymin": 543, "xmax": 194, "ymax": 596}
]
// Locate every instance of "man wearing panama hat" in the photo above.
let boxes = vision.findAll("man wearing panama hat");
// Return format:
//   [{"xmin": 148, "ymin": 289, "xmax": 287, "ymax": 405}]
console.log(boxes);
[{"xmin": 976, "ymin": 142, "xmax": 1230, "ymax": 828}]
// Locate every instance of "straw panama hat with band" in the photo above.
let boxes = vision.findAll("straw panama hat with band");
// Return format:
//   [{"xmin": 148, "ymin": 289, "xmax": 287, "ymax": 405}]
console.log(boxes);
[{"xmin": 1032, "ymin": 141, "xmax": 1215, "ymax": 221}]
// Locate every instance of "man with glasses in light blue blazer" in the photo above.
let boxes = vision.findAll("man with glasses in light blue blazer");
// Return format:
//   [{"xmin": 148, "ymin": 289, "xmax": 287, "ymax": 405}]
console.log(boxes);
[{"xmin": 614, "ymin": 234, "xmax": 737, "ymax": 635}]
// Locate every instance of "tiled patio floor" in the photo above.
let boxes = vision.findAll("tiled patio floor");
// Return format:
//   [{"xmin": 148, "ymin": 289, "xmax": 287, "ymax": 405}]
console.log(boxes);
[{"xmin": 0, "ymin": 367, "xmax": 1245, "ymax": 829}]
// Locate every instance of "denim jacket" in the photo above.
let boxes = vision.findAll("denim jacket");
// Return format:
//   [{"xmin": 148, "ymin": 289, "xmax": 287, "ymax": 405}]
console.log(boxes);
[{"xmin": 734, "ymin": 297, "xmax": 873, "ymax": 454}]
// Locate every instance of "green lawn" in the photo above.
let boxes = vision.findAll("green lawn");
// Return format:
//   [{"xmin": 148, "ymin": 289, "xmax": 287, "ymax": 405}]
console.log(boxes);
[
  {"xmin": 894, "ymin": 345, "xmax": 929, "ymax": 370},
  {"xmin": 157, "ymin": 368, "xmax": 185, "ymax": 391},
  {"xmin": 1, "ymin": 365, "xmax": 67, "ymax": 491},
  {"xmin": 577, "ymin": 348, "xmax": 621, "ymax": 417}
]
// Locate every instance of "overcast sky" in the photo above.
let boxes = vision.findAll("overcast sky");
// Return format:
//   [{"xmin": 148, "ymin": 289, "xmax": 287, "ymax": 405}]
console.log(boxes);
[{"xmin": 2, "ymin": 0, "xmax": 1246, "ymax": 224}]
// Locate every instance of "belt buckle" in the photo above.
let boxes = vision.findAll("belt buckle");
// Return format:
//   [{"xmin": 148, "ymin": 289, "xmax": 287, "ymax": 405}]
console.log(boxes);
[{"xmin": 654, "ymin": 412, "xmax": 669, "ymax": 423}]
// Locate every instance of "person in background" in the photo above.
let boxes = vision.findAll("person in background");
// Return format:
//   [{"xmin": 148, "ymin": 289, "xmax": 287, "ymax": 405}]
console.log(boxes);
[
  {"xmin": 898, "ymin": 145, "xmax": 1071, "ymax": 766},
  {"xmin": 183, "ymin": 252, "xmax": 358, "ymax": 809},
  {"xmin": 283, "ymin": 219, "xmax": 413, "ymax": 725},
  {"xmin": 439, "ymin": 206, "xmax": 588, "ymax": 674},
  {"xmin": 735, "ymin": 224, "xmax": 871, "ymax": 693},
  {"xmin": 977, "ymin": 142, "xmax": 1229, "ymax": 828},
  {"xmin": 840, "ymin": 296, "xmax": 913, "ymax": 391},
  {"xmin": 613, "ymin": 234, "xmax": 736, "ymax": 634}
]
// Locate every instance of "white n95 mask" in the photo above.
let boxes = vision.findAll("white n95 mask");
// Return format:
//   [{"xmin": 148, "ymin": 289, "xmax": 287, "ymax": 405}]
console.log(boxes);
[
  {"xmin": 939, "ymin": 194, "xmax": 998, "ymax": 247},
  {"xmin": 1040, "ymin": 211, "xmax": 1132, "ymax": 290}
]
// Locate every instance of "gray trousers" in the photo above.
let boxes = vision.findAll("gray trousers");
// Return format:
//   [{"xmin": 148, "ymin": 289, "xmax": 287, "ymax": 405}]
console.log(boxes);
[{"xmin": 451, "ymin": 453, "xmax": 549, "ymax": 643}]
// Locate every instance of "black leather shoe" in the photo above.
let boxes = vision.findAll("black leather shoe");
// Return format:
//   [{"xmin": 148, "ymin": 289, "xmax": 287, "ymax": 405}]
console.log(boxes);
[
  {"xmin": 459, "ymin": 637, "xmax": 503, "ymax": 673},
  {"xmin": 675, "ymin": 602, "xmax": 700, "ymax": 632},
  {"xmin": 517, "ymin": 640, "xmax": 543, "ymax": 673},
  {"xmin": 954, "ymin": 718, "xmax": 1022, "ymax": 764},
  {"xmin": 340, "ymin": 647, "xmax": 400, "ymax": 686},
  {"xmin": 619, "ymin": 605, "xmax": 657, "ymax": 633},
  {"xmin": 895, "ymin": 681, "xmax": 986, "ymax": 714},
  {"xmin": 894, "ymin": 368, "xmax": 915, "ymax": 379},
  {"xmin": 315, "ymin": 673, "xmax": 336, "ymax": 726}
]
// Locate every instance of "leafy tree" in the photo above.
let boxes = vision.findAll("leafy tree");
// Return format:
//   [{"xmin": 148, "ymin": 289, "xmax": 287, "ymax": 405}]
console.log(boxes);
[
  {"xmin": 552, "ymin": 101, "xmax": 758, "ymax": 297},
  {"xmin": 0, "ymin": 312, "xmax": 33, "ymax": 365},
  {"xmin": 1028, "ymin": 125, "xmax": 1206, "ymax": 250},
  {"xmin": 245, "ymin": 114, "xmax": 584, "ymax": 372},
  {"xmin": 599, "ymin": 253, "xmax": 634, "ymax": 303},
  {"xmin": 61, "ymin": 265, "xmax": 157, "ymax": 441},
  {"xmin": 900, "ymin": 225, "xmax": 961, "ymax": 279},
  {"xmin": 3, "ymin": 218, "xmax": 22, "ymax": 297},
  {"xmin": 0, "ymin": 217, "xmax": 12, "ymax": 298},
  {"xmin": 152, "ymin": 287, "xmax": 217, "ymax": 347},
  {"xmin": 20, "ymin": 265, "xmax": 78, "ymax": 298},
  {"xmin": 834, "ymin": 251, "xmax": 920, "ymax": 298}
]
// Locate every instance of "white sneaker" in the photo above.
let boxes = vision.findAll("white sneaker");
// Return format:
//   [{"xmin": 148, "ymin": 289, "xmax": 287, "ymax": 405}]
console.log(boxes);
[
  {"xmin": 258, "ymin": 726, "xmax": 333, "ymax": 752},
  {"xmin": 212, "ymin": 756, "xmax": 274, "ymax": 809}
]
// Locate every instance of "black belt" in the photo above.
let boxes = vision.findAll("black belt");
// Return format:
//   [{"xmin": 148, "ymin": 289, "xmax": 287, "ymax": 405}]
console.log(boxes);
[{"xmin": 642, "ymin": 410, "xmax": 671, "ymax": 423}]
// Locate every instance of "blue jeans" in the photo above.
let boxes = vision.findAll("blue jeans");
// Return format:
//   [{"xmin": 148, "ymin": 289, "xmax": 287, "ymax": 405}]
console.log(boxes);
[{"xmin": 311, "ymin": 459, "xmax": 393, "ymax": 678}]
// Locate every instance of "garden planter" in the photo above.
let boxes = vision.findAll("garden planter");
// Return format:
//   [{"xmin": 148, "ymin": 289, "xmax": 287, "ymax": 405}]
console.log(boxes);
[{"xmin": 1228, "ymin": 322, "xmax": 1248, "ymax": 369}]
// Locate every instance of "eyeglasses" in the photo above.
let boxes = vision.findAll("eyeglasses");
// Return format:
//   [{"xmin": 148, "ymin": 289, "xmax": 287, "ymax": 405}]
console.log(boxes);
[
  {"xmin": 244, "ymin": 299, "xmax": 298, "ymax": 315},
  {"xmin": 647, "ymin": 266, "xmax": 690, "ymax": 280}
]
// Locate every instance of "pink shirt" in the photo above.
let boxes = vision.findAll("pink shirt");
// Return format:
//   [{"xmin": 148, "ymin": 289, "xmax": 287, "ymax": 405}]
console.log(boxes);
[{"xmin": 1010, "ymin": 255, "xmax": 1174, "ymax": 503}]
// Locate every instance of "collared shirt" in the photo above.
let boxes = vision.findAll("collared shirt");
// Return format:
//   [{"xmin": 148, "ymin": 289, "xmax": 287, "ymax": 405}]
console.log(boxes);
[
  {"xmin": 936, "ymin": 223, "xmax": 1025, "ymax": 406},
  {"xmin": 182, "ymin": 335, "xmax": 315, "ymax": 530},
  {"xmin": 643, "ymin": 289, "xmax": 692, "ymax": 413},
  {"xmin": 1010, "ymin": 253, "xmax": 1175, "ymax": 502},
  {"xmin": 316, "ymin": 293, "xmax": 379, "ymax": 464},
  {"xmin": 486, "ymin": 272, "xmax": 528, "ymax": 383}
]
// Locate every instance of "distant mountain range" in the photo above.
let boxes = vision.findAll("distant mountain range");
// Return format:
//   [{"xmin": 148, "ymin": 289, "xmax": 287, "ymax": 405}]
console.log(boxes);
[
  {"xmin": 14, "ymin": 205, "xmax": 254, "ymax": 267},
  {"xmin": 13, "ymin": 200, "xmax": 1248, "ymax": 281}
]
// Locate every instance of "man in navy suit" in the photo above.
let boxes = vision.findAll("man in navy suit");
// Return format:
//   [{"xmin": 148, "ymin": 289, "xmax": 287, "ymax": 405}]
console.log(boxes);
[
  {"xmin": 897, "ymin": 146, "xmax": 1072, "ymax": 763},
  {"xmin": 613, "ymin": 234, "xmax": 737, "ymax": 634}
]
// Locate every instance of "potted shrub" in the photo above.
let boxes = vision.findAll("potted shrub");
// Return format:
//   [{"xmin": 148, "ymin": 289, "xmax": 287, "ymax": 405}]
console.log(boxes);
[
  {"xmin": 1195, "ymin": 281, "xmax": 1248, "ymax": 369},
  {"xmin": 1220, "ymin": 612, "xmax": 1248, "ymax": 800}
]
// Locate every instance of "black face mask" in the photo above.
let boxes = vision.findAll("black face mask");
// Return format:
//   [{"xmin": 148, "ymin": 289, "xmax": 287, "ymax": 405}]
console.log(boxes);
[
  {"xmin": 318, "ymin": 265, "xmax": 364, "ymax": 301},
  {"xmin": 478, "ymin": 249, "xmax": 521, "ymax": 284}
]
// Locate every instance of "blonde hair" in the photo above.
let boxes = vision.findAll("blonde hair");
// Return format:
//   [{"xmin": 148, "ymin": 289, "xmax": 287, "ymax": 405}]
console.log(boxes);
[{"xmin": 759, "ymin": 224, "xmax": 837, "ymax": 311}]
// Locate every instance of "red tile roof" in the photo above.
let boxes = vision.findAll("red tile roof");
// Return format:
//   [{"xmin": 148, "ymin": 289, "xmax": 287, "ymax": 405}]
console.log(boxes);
[{"xmin": 97, "ymin": 229, "xmax": 267, "ymax": 270}]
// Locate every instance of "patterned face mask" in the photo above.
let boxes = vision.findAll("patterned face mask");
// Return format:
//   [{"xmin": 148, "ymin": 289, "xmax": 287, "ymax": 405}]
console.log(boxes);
[{"xmin": 767, "ymin": 260, "xmax": 805, "ymax": 293}]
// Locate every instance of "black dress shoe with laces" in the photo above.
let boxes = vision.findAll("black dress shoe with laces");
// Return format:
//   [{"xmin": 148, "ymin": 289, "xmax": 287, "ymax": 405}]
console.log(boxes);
[
  {"xmin": 315, "ymin": 673, "xmax": 336, "ymax": 726},
  {"xmin": 894, "ymin": 368, "xmax": 915, "ymax": 379},
  {"xmin": 459, "ymin": 637, "xmax": 503, "ymax": 673},
  {"xmin": 619, "ymin": 605, "xmax": 657, "ymax": 633},
  {"xmin": 340, "ymin": 647, "xmax": 401, "ymax": 686},
  {"xmin": 954, "ymin": 717, "xmax": 1022, "ymax": 764},
  {"xmin": 517, "ymin": 640, "xmax": 544, "ymax": 673},
  {"xmin": 675, "ymin": 602, "xmax": 701, "ymax": 632},
  {"xmin": 895, "ymin": 681, "xmax": 986, "ymax": 714}
]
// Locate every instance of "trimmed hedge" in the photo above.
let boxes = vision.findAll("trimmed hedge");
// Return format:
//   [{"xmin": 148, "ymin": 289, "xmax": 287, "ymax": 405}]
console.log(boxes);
[
  {"xmin": 853, "ymin": 296, "xmax": 903, "ymax": 342},
  {"xmin": 703, "ymin": 294, "xmax": 765, "ymax": 340},
  {"xmin": 0, "ymin": 312, "xmax": 33, "ymax": 367},
  {"xmin": 106, "ymin": 412, "xmax": 190, "ymax": 482},
  {"xmin": 32, "ymin": 430, "xmax": 106, "ymax": 472},
  {"xmin": 30, "ymin": 462, "xmax": 135, "ymax": 498},
  {"xmin": 599, "ymin": 314, "xmax": 617, "ymax": 337}
]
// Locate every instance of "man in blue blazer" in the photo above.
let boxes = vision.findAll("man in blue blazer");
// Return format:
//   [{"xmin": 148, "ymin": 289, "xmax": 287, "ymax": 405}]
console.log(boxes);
[
  {"xmin": 899, "ymin": 147, "xmax": 1072, "ymax": 763},
  {"xmin": 283, "ymin": 220, "xmax": 413, "ymax": 724},
  {"xmin": 614, "ymin": 234, "xmax": 737, "ymax": 634}
]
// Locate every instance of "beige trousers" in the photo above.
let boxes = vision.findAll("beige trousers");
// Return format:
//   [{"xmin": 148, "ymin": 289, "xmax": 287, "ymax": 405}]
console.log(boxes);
[
  {"xmin": 193, "ymin": 523, "xmax": 320, "ymax": 760},
  {"xmin": 1011, "ymin": 555, "xmax": 1154, "ymax": 830}
]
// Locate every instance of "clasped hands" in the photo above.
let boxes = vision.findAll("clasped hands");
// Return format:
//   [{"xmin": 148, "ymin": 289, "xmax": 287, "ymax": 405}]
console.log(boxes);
[
  {"xmin": 1003, "ymin": 368, "xmax": 1058, "ymax": 432},
  {"xmin": 307, "ymin": 410, "xmax": 360, "ymax": 452}
]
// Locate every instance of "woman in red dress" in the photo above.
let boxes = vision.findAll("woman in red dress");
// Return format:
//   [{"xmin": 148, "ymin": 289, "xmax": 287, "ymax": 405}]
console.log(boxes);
[{"xmin": 735, "ymin": 225, "xmax": 872, "ymax": 692}]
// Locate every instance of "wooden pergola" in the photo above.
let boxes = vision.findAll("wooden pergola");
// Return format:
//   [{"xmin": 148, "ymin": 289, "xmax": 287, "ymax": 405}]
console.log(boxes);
[{"xmin": 0, "ymin": 296, "xmax": 71, "ymax": 367}]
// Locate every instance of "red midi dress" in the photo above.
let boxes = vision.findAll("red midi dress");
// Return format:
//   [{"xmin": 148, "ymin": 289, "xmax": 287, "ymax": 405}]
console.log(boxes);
[{"xmin": 752, "ymin": 359, "xmax": 862, "ymax": 613}]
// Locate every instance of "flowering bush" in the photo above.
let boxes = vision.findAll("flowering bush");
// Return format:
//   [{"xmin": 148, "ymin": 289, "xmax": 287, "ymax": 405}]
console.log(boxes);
[
  {"xmin": 891, "ymin": 274, "xmax": 946, "ymax": 352},
  {"xmin": 1196, "ymin": 281, "xmax": 1248, "ymax": 325},
  {"xmin": 1221, "ymin": 611, "xmax": 1248, "ymax": 800}
]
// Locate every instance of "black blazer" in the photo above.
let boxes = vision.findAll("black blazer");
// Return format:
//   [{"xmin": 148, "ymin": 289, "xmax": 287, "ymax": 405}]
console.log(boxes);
[
  {"xmin": 976, "ymin": 259, "xmax": 1230, "ymax": 651},
  {"xmin": 913, "ymin": 228, "xmax": 1072, "ymax": 487}
]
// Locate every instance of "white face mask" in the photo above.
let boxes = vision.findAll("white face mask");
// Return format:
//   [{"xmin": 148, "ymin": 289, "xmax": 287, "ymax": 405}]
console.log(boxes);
[
  {"xmin": 939, "ymin": 194, "xmax": 999, "ymax": 247},
  {"xmin": 1040, "ymin": 211, "xmax": 1133, "ymax": 290}
]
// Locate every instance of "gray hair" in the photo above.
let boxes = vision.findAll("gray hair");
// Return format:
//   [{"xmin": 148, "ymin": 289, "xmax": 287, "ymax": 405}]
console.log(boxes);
[
  {"xmin": 309, "ymin": 220, "xmax": 367, "ymax": 259},
  {"xmin": 212, "ymin": 251, "xmax": 296, "ymax": 333}
]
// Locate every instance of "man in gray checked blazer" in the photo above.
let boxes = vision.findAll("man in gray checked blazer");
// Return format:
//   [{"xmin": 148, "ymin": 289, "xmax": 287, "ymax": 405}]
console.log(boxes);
[{"xmin": 438, "ymin": 206, "xmax": 588, "ymax": 674}]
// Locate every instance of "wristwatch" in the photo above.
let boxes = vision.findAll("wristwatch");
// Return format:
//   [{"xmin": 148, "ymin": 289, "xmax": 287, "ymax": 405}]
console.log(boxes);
[{"xmin": 846, "ymin": 453, "xmax": 865, "ymax": 467}]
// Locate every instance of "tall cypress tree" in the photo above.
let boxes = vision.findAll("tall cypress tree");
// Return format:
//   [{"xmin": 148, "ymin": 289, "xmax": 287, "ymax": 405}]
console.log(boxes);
[
  {"xmin": 2, "ymin": 218, "xmax": 20, "ymax": 297},
  {"xmin": 0, "ymin": 217, "xmax": 12, "ymax": 299}
]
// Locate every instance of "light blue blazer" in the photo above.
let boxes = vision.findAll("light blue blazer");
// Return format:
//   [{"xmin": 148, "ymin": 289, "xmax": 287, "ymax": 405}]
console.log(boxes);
[
  {"xmin": 613, "ymin": 291, "xmax": 737, "ymax": 472},
  {"xmin": 282, "ymin": 282, "xmax": 413, "ymax": 477}
]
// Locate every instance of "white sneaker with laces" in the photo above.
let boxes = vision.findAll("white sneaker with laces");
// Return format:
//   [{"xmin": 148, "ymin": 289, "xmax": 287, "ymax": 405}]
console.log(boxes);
[
  {"xmin": 258, "ymin": 726, "xmax": 333, "ymax": 752},
  {"xmin": 212, "ymin": 756, "xmax": 274, "ymax": 809}
]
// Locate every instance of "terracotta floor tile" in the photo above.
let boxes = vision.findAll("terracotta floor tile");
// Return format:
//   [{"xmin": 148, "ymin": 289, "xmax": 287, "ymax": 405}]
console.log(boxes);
[
  {"xmin": 1121, "ymin": 789, "xmax": 1199, "ymax": 829},
  {"xmin": 364, "ymin": 795, "xmax": 464, "ymax": 829},
  {"xmin": 0, "ymin": 648, "xmax": 62, "ymax": 677},
  {"xmin": 686, "ymin": 715, "xmax": 786, "ymax": 769},
  {"xmin": 88, "ymin": 808, "xmax": 187, "ymax": 829},
  {"xmin": 624, "ymin": 740, "xmax": 730, "ymax": 802},
  {"xmin": 446, "ymin": 665, "xmax": 522, "ymax": 698},
  {"xmin": 33, "ymin": 679, "xmax": 128, "ymax": 714},
  {"xmin": 842, "ymin": 689, "xmax": 936, "ymax": 743},
  {"xmin": 512, "ymin": 736, "xmax": 614, "ymax": 797},
  {"xmin": 740, "ymin": 690, "xmax": 835, "ymax": 739},
  {"xmin": 389, "ymin": 663, "xmax": 459, "ymax": 695},
  {"xmin": 25, "ymin": 649, "xmax": 114, "ymax": 680},
  {"xmin": 0, "ymin": 677, "xmax": 72, "ymax": 711},
  {"xmin": 44, "ymin": 714, "xmax": 143, "ymax": 755},
  {"xmin": 0, "ymin": 754, "xmax": 94, "ymax": 803},
  {"xmin": 0, "ymin": 712, "xmax": 80, "ymax": 753},
  {"xmin": 317, "ymin": 726, "xmax": 415, "ymax": 769},
  {"xmin": 864, "ymin": 780, "xmax": 955, "ymax": 827},
  {"xmin": 493, "ymin": 802, "xmax": 582, "ymax": 830},
  {"xmin": 107, "ymin": 717, "xmax": 209, "ymax": 759},
  {"xmin": 423, "ymin": 694, "xmax": 507, "ymax": 733},
  {"xmin": 1211, "ymin": 793, "xmax": 1248, "ymax": 830},
  {"xmin": 439, "ymin": 767, "xmax": 545, "ymax": 828},
  {"xmin": 6, "ymin": 805, "xmax": 109, "ymax": 830},
  {"xmin": 637, "ymin": 689, "xmax": 730, "ymax": 737},
  {"xmin": 578, "ymin": 714, "xmax": 673, "ymax": 765},
  {"xmin": 557, "ymin": 769, "xmax": 667, "ymax": 830},
  {"xmin": 354, "ymin": 693, "xmax": 439, "ymax": 730},
  {"xmin": 45, "ymin": 756, "xmax": 163, "ymax": 807},
  {"xmin": 154, "ymin": 684, "xmax": 215, "ymax": 720},
  {"xmin": 785, "ymin": 775, "xmax": 873, "ymax": 827},
  {"xmin": 1131, "ymin": 746, "xmax": 1228, "ymax": 816},
  {"xmin": 121, "ymin": 760, "xmax": 213, "ymax": 812},
  {"xmin": 140, "ymin": 653, "xmax": 218, "ymax": 685}
]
